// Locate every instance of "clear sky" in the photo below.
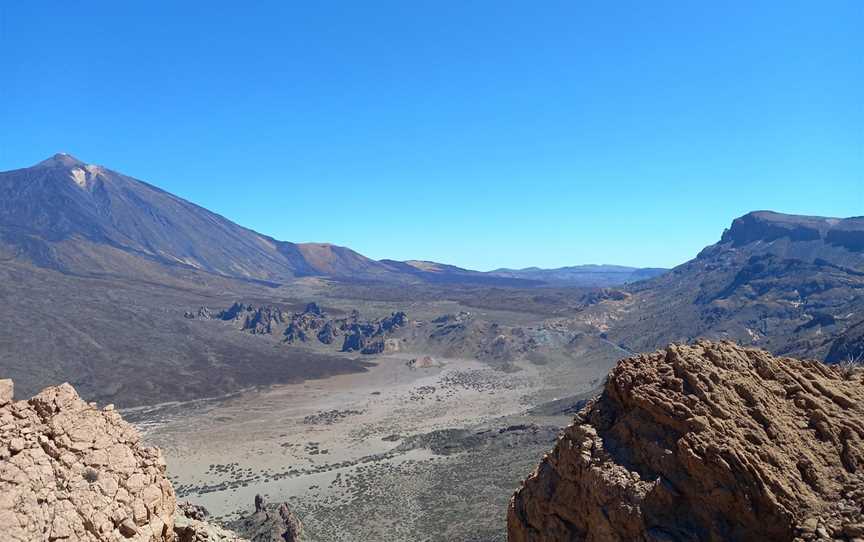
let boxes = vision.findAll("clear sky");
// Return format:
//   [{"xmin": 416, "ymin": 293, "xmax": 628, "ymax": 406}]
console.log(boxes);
[{"xmin": 1, "ymin": 2, "xmax": 861, "ymax": 270}]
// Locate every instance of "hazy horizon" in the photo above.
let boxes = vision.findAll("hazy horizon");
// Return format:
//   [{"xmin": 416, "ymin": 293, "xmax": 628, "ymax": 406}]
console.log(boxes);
[{"xmin": 2, "ymin": 1, "xmax": 861, "ymax": 270}]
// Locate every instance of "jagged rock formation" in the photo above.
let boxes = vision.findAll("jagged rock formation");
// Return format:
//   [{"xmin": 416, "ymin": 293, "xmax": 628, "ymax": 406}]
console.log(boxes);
[
  {"xmin": 188, "ymin": 302, "xmax": 409, "ymax": 355},
  {"xmin": 283, "ymin": 308, "xmax": 332, "ymax": 344},
  {"xmin": 228, "ymin": 494, "xmax": 303, "ymax": 542},
  {"xmin": 340, "ymin": 311, "xmax": 408, "ymax": 354},
  {"xmin": 175, "ymin": 496, "xmax": 306, "ymax": 542},
  {"xmin": 211, "ymin": 303, "xmax": 290, "ymax": 335},
  {"xmin": 508, "ymin": 341, "xmax": 864, "ymax": 542},
  {"xmin": 0, "ymin": 379, "xmax": 177, "ymax": 541}
]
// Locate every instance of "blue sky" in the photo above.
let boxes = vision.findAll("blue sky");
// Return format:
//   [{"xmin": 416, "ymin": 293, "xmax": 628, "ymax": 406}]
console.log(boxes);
[{"xmin": 1, "ymin": 1, "xmax": 861, "ymax": 270}]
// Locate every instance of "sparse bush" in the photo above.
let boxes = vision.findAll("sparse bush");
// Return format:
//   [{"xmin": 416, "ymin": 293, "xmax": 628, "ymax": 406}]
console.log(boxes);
[
  {"xmin": 83, "ymin": 468, "xmax": 99, "ymax": 483},
  {"xmin": 838, "ymin": 351, "xmax": 864, "ymax": 380}
]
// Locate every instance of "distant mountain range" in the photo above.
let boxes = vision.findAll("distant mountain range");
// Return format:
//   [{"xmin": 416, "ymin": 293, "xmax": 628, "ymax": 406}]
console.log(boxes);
[
  {"xmin": 0, "ymin": 154, "xmax": 664, "ymax": 288},
  {"xmin": 487, "ymin": 265, "xmax": 667, "ymax": 286}
]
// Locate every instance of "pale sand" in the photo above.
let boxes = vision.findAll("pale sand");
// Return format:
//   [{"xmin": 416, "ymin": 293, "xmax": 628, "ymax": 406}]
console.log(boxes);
[{"xmin": 138, "ymin": 352, "xmax": 541, "ymax": 519}]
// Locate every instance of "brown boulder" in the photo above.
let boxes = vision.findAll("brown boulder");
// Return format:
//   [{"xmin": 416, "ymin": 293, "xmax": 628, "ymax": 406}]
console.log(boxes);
[{"xmin": 508, "ymin": 340, "xmax": 864, "ymax": 541}]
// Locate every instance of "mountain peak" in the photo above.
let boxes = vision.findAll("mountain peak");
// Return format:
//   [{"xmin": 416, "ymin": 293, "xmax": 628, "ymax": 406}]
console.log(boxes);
[
  {"xmin": 719, "ymin": 210, "xmax": 841, "ymax": 247},
  {"xmin": 35, "ymin": 153, "xmax": 87, "ymax": 169}
]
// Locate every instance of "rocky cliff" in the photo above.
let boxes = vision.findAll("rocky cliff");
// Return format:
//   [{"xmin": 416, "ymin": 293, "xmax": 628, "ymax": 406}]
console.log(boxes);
[
  {"xmin": 508, "ymin": 341, "xmax": 864, "ymax": 542},
  {"xmin": 0, "ymin": 379, "xmax": 302, "ymax": 542}
]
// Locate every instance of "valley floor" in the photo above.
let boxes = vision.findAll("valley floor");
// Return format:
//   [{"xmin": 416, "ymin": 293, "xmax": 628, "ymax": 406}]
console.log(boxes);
[{"xmin": 132, "ymin": 348, "xmax": 615, "ymax": 541}]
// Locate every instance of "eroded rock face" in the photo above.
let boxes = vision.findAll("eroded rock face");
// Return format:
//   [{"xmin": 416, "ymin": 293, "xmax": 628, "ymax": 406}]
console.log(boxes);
[
  {"xmin": 0, "ymin": 381, "xmax": 176, "ymax": 541},
  {"xmin": 0, "ymin": 380, "xmax": 255, "ymax": 542},
  {"xmin": 508, "ymin": 341, "xmax": 864, "ymax": 542}
]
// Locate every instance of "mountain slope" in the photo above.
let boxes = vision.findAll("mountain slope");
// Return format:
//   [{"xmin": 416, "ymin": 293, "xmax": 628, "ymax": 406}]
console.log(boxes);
[
  {"xmin": 587, "ymin": 211, "xmax": 864, "ymax": 361},
  {"xmin": 0, "ymin": 154, "xmax": 397, "ymax": 282},
  {"xmin": 0, "ymin": 259, "xmax": 371, "ymax": 406}
]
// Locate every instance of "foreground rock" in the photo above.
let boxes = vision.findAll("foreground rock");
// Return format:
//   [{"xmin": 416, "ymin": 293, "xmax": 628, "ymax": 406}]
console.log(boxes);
[
  {"xmin": 0, "ymin": 380, "xmax": 176, "ymax": 541},
  {"xmin": 0, "ymin": 379, "xmax": 254, "ymax": 541},
  {"xmin": 508, "ymin": 341, "xmax": 864, "ymax": 542}
]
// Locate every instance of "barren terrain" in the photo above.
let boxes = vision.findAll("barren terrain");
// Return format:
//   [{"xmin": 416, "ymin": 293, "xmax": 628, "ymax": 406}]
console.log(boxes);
[{"xmin": 132, "ymin": 320, "xmax": 621, "ymax": 541}]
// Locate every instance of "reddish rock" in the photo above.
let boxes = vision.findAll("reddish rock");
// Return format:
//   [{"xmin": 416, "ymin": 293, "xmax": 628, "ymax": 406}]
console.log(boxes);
[{"xmin": 508, "ymin": 341, "xmax": 864, "ymax": 542}]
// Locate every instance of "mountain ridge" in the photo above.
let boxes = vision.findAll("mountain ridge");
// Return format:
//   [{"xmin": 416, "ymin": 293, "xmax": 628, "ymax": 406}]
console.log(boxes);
[
  {"xmin": 579, "ymin": 209, "xmax": 864, "ymax": 363},
  {"xmin": 488, "ymin": 264, "xmax": 667, "ymax": 286}
]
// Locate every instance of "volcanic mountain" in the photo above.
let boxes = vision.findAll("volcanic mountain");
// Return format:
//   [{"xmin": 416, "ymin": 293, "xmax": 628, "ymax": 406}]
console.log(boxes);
[{"xmin": 0, "ymin": 153, "xmax": 401, "ymax": 283}]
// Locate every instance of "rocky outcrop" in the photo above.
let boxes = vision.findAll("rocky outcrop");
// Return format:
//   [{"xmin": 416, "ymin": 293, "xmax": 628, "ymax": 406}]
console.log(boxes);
[
  {"xmin": 281, "ymin": 306, "xmax": 407, "ymax": 352},
  {"xmin": 340, "ymin": 312, "xmax": 407, "ymax": 354},
  {"xmin": 720, "ymin": 211, "xmax": 825, "ymax": 246},
  {"xmin": 0, "ymin": 379, "xmax": 177, "ymax": 541},
  {"xmin": 187, "ymin": 302, "xmax": 409, "ymax": 356},
  {"xmin": 217, "ymin": 303, "xmax": 289, "ymax": 335},
  {"xmin": 0, "ymin": 379, "xmax": 254, "ymax": 542},
  {"xmin": 508, "ymin": 341, "xmax": 864, "ymax": 542},
  {"xmin": 174, "ymin": 511, "xmax": 245, "ymax": 542},
  {"xmin": 175, "ymin": 496, "xmax": 307, "ymax": 542},
  {"xmin": 283, "ymin": 310, "xmax": 329, "ymax": 344},
  {"xmin": 228, "ymin": 494, "xmax": 303, "ymax": 542}
]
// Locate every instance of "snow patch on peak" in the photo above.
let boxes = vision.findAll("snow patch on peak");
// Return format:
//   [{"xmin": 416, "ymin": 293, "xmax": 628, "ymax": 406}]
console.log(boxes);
[
  {"xmin": 67, "ymin": 165, "xmax": 102, "ymax": 189},
  {"xmin": 69, "ymin": 168, "xmax": 88, "ymax": 188}
]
